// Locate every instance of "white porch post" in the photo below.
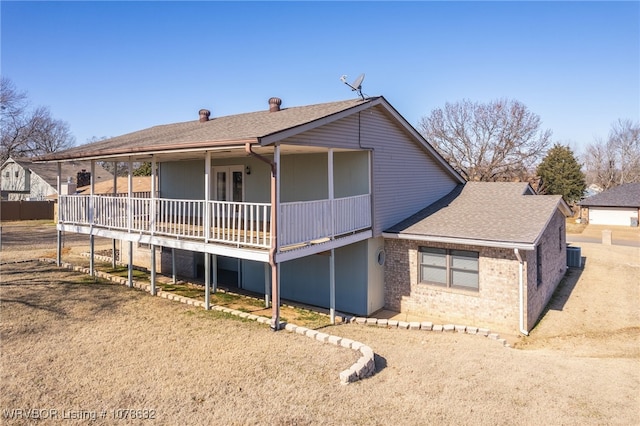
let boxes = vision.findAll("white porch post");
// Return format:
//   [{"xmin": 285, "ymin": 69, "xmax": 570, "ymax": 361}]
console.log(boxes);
[
  {"xmin": 204, "ymin": 152, "xmax": 212, "ymax": 310},
  {"xmin": 56, "ymin": 162, "xmax": 62, "ymax": 266},
  {"xmin": 112, "ymin": 161, "xmax": 117, "ymax": 268},
  {"xmin": 272, "ymin": 145, "xmax": 281, "ymax": 330},
  {"xmin": 328, "ymin": 149, "xmax": 336, "ymax": 324},
  {"xmin": 127, "ymin": 157, "xmax": 133, "ymax": 288},
  {"xmin": 330, "ymin": 248, "xmax": 336, "ymax": 324},
  {"xmin": 89, "ymin": 160, "xmax": 95, "ymax": 277},
  {"xmin": 204, "ymin": 152, "xmax": 211, "ymax": 243},
  {"xmin": 328, "ymin": 148, "xmax": 335, "ymax": 239},
  {"xmin": 150, "ymin": 156, "xmax": 157, "ymax": 296}
]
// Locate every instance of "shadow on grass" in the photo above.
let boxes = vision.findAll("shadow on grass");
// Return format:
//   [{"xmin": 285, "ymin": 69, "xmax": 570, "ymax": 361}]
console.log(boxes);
[{"xmin": 527, "ymin": 258, "xmax": 587, "ymax": 335}]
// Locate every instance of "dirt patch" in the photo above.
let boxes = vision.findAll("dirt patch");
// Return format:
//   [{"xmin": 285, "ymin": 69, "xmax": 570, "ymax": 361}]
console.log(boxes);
[{"xmin": 1, "ymin": 222, "xmax": 639, "ymax": 424}]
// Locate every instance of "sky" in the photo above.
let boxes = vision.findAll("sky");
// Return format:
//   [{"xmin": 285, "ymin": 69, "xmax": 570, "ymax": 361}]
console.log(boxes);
[{"xmin": 1, "ymin": 1, "xmax": 639, "ymax": 155}]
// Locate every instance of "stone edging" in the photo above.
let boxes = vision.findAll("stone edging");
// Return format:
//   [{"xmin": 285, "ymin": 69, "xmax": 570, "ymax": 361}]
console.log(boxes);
[
  {"xmin": 347, "ymin": 316, "xmax": 511, "ymax": 348},
  {"xmin": 38, "ymin": 258, "xmax": 374, "ymax": 385}
]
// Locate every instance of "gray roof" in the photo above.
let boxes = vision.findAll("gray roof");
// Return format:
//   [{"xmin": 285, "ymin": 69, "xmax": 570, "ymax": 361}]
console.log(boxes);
[
  {"xmin": 38, "ymin": 98, "xmax": 376, "ymax": 161},
  {"xmin": 580, "ymin": 183, "xmax": 640, "ymax": 208},
  {"xmin": 385, "ymin": 182, "xmax": 571, "ymax": 248},
  {"xmin": 3, "ymin": 157, "xmax": 113, "ymax": 187}
]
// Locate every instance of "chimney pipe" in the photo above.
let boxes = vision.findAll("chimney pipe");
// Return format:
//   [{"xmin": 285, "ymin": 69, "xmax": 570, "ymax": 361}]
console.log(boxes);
[
  {"xmin": 199, "ymin": 109, "xmax": 211, "ymax": 122},
  {"xmin": 268, "ymin": 97, "xmax": 282, "ymax": 112}
]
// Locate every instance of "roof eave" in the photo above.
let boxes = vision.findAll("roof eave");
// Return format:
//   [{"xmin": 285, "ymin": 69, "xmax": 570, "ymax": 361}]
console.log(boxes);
[
  {"xmin": 34, "ymin": 138, "xmax": 259, "ymax": 162},
  {"xmin": 382, "ymin": 232, "xmax": 536, "ymax": 251}
]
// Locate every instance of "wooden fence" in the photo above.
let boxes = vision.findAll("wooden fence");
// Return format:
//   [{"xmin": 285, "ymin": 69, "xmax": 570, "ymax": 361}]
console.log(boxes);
[{"xmin": 0, "ymin": 200, "xmax": 55, "ymax": 221}]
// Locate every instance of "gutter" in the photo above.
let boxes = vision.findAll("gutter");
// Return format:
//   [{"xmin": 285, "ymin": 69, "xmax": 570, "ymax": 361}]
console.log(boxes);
[
  {"xmin": 245, "ymin": 142, "xmax": 280, "ymax": 330},
  {"xmin": 382, "ymin": 232, "xmax": 536, "ymax": 251},
  {"xmin": 514, "ymin": 248, "xmax": 529, "ymax": 336}
]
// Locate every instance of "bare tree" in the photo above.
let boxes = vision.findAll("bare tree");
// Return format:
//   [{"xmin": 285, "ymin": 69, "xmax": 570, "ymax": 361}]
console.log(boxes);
[
  {"xmin": 1, "ymin": 77, "xmax": 75, "ymax": 163},
  {"xmin": 418, "ymin": 99, "xmax": 552, "ymax": 182},
  {"xmin": 583, "ymin": 119, "xmax": 640, "ymax": 190}
]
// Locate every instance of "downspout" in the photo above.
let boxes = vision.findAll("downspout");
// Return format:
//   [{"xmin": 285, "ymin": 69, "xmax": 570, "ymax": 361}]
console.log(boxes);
[
  {"xmin": 514, "ymin": 249, "xmax": 529, "ymax": 336},
  {"xmin": 245, "ymin": 143, "xmax": 280, "ymax": 330}
]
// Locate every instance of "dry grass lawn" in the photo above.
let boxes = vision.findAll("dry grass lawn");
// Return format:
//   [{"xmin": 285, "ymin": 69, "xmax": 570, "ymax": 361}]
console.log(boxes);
[{"xmin": 1, "ymin": 222, "xmax": 639, "ymax": 425}]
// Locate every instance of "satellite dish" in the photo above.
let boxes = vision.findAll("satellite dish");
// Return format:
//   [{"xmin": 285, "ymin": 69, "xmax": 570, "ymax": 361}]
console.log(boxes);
[{"xmin": 340, "ymin": 73, "xmax": 366, "ymax": 100}]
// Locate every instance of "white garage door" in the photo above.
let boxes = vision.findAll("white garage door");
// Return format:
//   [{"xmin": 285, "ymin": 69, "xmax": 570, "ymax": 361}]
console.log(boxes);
[{"xmin": 589, "ymin": 207, "xmax": 638, "ymax": 226}]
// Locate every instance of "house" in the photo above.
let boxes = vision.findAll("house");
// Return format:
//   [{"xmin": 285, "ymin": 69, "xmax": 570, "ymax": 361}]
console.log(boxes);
[
  {"xmin": 37, "ymin": 96, "xmax": 570, "ymax": 334},
  {"xmin": 579, "ymin": 183, "xmax": 640, "ymax": 226},
  {"xmin": 76, "ymin": 175, "xmax": 153, "ymax": 197},
  {"xmin": 1, "ymin": 157, "xmax": 113, "ymax": 200},
  {"xmin": 383, "ymin": 182, "xmax": 572, "ymax": 334}
]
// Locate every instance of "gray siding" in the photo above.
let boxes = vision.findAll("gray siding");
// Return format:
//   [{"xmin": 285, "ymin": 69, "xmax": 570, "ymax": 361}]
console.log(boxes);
[
  {"xmin": 282, "ymin": 106, "xmax": 459, "ymax": 235},
  {"xmin": 280, "ymin": 153, "xmax": 328, "ymax": 202},
  {"xmin": 160, "ymin": 160, "xmax": 205, "ymax": 200}
]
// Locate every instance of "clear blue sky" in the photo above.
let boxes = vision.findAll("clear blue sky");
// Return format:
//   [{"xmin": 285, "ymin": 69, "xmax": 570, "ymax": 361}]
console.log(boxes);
[{"xmin": 2, "ymin": 1, "xmax": 638, "ymax": 155}]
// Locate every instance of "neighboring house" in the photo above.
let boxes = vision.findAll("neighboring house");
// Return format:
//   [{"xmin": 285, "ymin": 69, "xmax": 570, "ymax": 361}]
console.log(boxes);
[
  {"xmin": 38, "ymin": 96, "xmax": 570, "ymax": 334},
  {"xmin": 0, "ymin": 157, "xmax": 113, "ymax": 201},
  {"xmin": 579, "ymin": 183, "xmax": 640, "ymax": 226},
  {"xmin": 76, "ymin": 175, "xmax": 153, "ymax": 197}
]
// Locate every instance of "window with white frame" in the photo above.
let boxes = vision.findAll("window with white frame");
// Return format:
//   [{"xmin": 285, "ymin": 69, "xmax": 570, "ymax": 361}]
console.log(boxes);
[{"xmin": 419, "ymin": 247, "xmax": 479, "ymax": 291}]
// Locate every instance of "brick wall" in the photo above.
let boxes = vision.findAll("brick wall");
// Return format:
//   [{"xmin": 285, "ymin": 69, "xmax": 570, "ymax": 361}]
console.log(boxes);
[
  {"xmin": 385, "ymin": 239, "xmax": 521, "ymax": 333},
  {"xmin": 524, "ymin": 210, "xmax": 567, "ymax": 330}
]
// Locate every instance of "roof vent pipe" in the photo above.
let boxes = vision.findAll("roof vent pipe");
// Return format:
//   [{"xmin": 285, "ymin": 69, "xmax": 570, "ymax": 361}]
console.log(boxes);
[
  {"xmin": 268, "ymin": 97, "xmax": 282, "ymax": 112},
  {"xmin": 199, "ymin": 109, "xmax": 211, "ymax": 122}
]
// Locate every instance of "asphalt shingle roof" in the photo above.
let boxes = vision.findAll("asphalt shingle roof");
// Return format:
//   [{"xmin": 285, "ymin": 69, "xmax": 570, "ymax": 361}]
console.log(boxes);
[
  {"xmin": 386, "ymin": 182, "xmax": 568, "ymax": 247},
  {"xmin": 39, "ymin": 98, "xmax": 374, "ymax": 160},
  {"xmin": 579, "ymin": 183, "xmax": 640, "ymax": 208}
]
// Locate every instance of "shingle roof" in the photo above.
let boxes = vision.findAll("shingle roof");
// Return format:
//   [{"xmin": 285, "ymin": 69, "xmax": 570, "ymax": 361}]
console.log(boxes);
[
  {"xmin": 385, "ymin": 182, "xmax": 570, "ymax": 248},
  {"xmin": 4, "ymin": 157, "xmax": 113, "ymax": 188},
  {"xmin": 579, "ymin": 183, "xmax": 640, "ymax": 208},
  {"xmin": 38, "ymin": 98, "xmax": 375, "ymax": 160}
]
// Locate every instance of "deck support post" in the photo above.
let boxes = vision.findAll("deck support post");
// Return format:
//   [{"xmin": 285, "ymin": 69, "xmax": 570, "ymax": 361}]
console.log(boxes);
[
  {"xmin": 171, "ymin": 248, "xmax": 177, "ymax": 284},
  {"xmin": 330, "ymin": 248, "xmax": 336, "ymax": 325},
  {"xmin": 90, "ymin": 235, "xmax": 95, "ymax": 277},
  {"xmin": 89, "ymin": 161, "xmax": 95, "ymax": 277},
  {"xmin": 150, "ymin": 245, "xmax": 156, "ymax": 295},
  {"xmin": 211, "ymin": 254, "xmax": 217, "ymax": 294},
  {"xmin": 264, "ymin": 262, "xmax": 270, "ymax": 308},
  {"xmin": 56, "ymin": 230, "xmax": 62, "ymax": 267},
  {"xmin": 112, "ymin": 161, "xmax": 118, "ymax": 268},
  {"xmin": 127, "ymin": 158, "xmax": 134, "ymax": 288},
  {"xmin": 127, "ymin": 241, "xmax": 133, "ymax": 288},
  {"xmin": 246, "ymin": 142, "xmax": 280, "ymax": 330},
  {"xmin": 204, "ymin": 253, "xmax": 211, "ymax": 310},
  {"xmin": 56, "ymin": 162, "xmax": 62, "ymax": 267}
]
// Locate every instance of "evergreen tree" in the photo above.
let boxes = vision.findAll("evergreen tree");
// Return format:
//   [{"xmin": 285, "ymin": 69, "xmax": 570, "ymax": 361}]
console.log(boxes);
[{"xmin": 536, "ymin": 144, "xmax": 586, "ymax": 204}]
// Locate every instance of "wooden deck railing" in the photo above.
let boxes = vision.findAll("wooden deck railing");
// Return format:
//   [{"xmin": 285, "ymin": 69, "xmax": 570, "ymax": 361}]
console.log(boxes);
[
  {"xmin": 59, "ymin": 193, "xmax": 371, "ymax": 249},
  {"xmin": 279, "ymin": 194, "xmax": 371, "ymax": 246}
]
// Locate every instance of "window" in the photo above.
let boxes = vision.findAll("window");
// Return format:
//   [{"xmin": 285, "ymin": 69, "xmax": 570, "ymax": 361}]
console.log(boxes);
[
  {"xmin": 419, "ymin": 247, "xmax": 479, "ymax": 290},
  {"xmin": 4, "ymin": 172, "xmax": 8, "ymax": 178},
  {"xmin": 14, "ymin": 171, "xmax": 19, "ymax": 178}
]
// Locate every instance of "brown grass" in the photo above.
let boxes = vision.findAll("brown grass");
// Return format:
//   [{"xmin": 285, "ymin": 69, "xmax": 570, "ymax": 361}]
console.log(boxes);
[{"xmin": 1, "ymin": 222, "xmax": 639, "ymax": 425}]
